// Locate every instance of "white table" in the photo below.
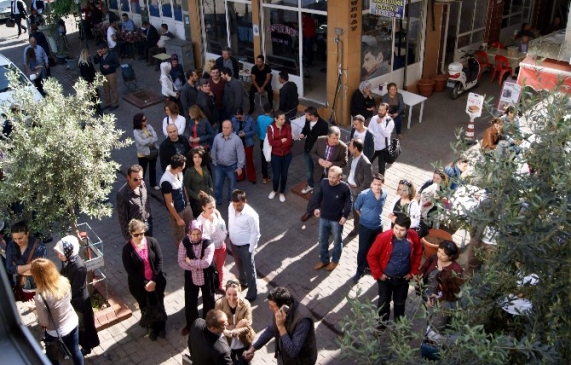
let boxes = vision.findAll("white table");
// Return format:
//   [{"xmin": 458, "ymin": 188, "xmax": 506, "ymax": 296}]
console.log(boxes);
[{"xmin": 372, "ymin": 88, "xmax": 427, "ymax": 129}]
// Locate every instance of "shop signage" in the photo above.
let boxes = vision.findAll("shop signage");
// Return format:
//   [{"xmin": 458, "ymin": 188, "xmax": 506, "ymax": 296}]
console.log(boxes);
[
  {"xmin": 349, "ymin": 0, "xmax": 359, "ymax": 32},
  {"xmin": 497, "ymin": 81, "xmax": 522, "ymax": 112},
  {"xmin": 370, "ymin": 0, "xmax": 406, "ymax": 19},
  {"xmin": 466, "ymin": 92, "xmax": 485, "ymax": 117}
]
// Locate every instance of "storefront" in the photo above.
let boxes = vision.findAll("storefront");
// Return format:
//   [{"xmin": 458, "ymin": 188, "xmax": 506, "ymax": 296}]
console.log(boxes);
[
  {"xmin": 187, "ymin": 0, "xmax": 428, "ymax": 126},
  {"xmin": 109, "ymin": 0, "xmax": 188, "ymax": 38}
]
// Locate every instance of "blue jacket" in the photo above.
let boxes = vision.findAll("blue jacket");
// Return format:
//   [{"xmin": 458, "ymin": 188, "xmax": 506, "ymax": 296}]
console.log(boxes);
[
  {"xmin": 187, "ymin": 117, "xmax": 215, "ymax": 149},
  {"xmin": 231, "ymin": 115, "xmax": 256, "ymax": 147}
]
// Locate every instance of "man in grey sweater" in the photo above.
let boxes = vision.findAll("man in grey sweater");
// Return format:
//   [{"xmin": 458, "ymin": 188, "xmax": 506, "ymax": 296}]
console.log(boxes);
[{"xmin": 221, "ymin": 67, "xmax": 243, "ymax": 121}]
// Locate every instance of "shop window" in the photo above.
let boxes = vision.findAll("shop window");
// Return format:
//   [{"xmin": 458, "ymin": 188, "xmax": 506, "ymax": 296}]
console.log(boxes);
[
  {"xmin": 265, "ymin": 0, "xmax": 298, "ymax": 7},
  {"xmin": 130, "ymin": 0, "xmax": 141, "ymax": 14},
  {"xmin": 203, "ymin": 0, "xmax": 228, "ymax": 54},
  {"xmin": 227, "ymin": 2, "xmax": 254, "ymax": 63},
  {"xmin": 173, "ymin": 0, "xmax": 183, "ymax": 21},
  {"xmin": 150, "ymin": 0, "xmax": 160, "ymax": 17},
  {"xmin": 361, "ymin": 14, "xmax": 393, "ymax": 80},
  {"xmin": 262, "ymin": 7, "xmax": 300, "ymax": 76},
  {"xmin": 110, "ymin": 0, "xmax": 119, "ymax": 10},
  {"xmin": 501, "ymin": 0, "xmax": 533, "ymax": 30},
  {"xmin": 455, "ymin": 0, "xmax": 487, "ymax": 48},
  {"xmin": 162, "ymin": 0, "xmax": 173, "ymax": 18},
  {"xmin": 302, "ymin": 0, "xmax": 326, "ymax": 11},
  {"xmin": 120, "ymin": 0, "xmax": 130, "ymax": 12}
]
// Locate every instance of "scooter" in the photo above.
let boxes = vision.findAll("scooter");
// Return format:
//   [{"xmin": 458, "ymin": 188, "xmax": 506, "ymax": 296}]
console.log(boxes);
[{"xmin": 447, "ymin": 49, "xmax": 481, "ymax": 99}]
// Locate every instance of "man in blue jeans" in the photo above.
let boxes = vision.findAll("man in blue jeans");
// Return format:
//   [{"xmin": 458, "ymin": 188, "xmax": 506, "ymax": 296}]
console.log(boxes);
[
  {"xmin": 367, "ymin": 216, "xmax": 422, "ymax": 327},
  {"xmin": 211, "ymin": 120, "xmax": 245, "ymax": 204},
  {"xmin": 352, "ymin": 173, "xmax": 387, "ymax": 283},
  {"xmin": 298, "ymin": 107, "xmax": 329, "ymax": 196},
  {"xmin": 312, "ymin": 166, "xmax": 352, "ymax": 272}
]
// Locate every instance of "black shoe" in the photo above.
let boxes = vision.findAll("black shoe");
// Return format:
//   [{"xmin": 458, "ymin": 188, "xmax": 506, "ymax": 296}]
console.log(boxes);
[
  {"xmin": 352, "ymin": 273, "xmax": 362, "ymax": 284},
  {"xmin": 158, "ymin": 330, "xmax": 166, "ymax": 338},
  {"xmin": 251, "ymin": 180, "xmax": 257, "ymax": 185},
  {"xmin": 108, "ymin": 105, "xmax": 119, "ymax": 111},
  {"xmin": 149, "ymin": 331, "xmax": 158, "ymax": 341}
]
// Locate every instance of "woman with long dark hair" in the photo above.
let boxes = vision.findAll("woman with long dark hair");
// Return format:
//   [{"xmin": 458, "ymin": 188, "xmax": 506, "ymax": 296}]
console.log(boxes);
[
  {"xmin": 381, "ymin": 82, "xmax": 405, "ymax": 138},
  {"xmin": 183, "ymin": 146, "xmax": 214, "ymax": 217},
  {"xmin": 133, "ymin": 113, "xmax": 160, "ymax": 190},
  {"xmin": 54, "ymin": 235, "xmax": 100, "ymax": 355},
  {"xmin": 267, "ymin": 110, "xmax": 293, "ymax": 203},
  {"xmin": 122, "ymin": 219, "xmax": 167, "ymax": 341},
  {"xmin": 32, "ymin": 258, "xmax": 84, "ymax": 365}
]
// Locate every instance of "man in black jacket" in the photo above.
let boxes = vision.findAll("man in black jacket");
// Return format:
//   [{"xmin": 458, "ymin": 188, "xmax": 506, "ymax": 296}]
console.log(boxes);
[
  {"xmin": 298, "ymin": 106, "xmax": 329, "ymax": 196},
  {"xmin": 196, "ymin": 78, "xmax": 218, "ymax": 128},
  {"xmin": 221, "ymin": 67, "xmax": 244, "ymax": 121},
  {"xmin": 215, "ymin": 47, "xmax": 240, "ymax": 78},
  {"xmin": 159, "ymin": 124, "xmax": 189, "ymax": 172},
  {"xmin": 10, "ymin": 0, "xmax": 27, "ymax": 37},
  {"xmin": 188, "ymin": 309, "xmax": 240, "ymax": 365},
  {"xmin": 137, "ymin": 20, "xmax": 159, "ymax": 60},
  {"xmin": 179, "ymin": 69, "xmax": 199, "ymax": 120},
  {"xmin": 93, "ymin": 42, "xmax": 120, "ymax": 111},
  {"xmin": 278, "ymin": 70, "xmax": 298, "ymax": 120}
]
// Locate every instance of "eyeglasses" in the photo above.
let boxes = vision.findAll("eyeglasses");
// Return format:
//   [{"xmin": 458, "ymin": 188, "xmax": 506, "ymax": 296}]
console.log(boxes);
[
  {"xmin": 131, "ymin": 232, "xmax": 145, "ymax": 238},
  {"xmin": 142, "ymin": 118, "xmax": 147, "ymax": 122},
  {"xmin": 132, "ymin": 178, "xmax": 143, "ymax": 182},
  {"xmin": 399, "ymin": 180, "xmax": 412, "ymax": 187}
]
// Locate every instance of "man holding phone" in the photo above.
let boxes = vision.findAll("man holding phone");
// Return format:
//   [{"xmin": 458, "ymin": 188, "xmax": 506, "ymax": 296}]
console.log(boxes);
[{"xmin": 243, "ymin": 287, "xmax": 317, "ymax": 364}]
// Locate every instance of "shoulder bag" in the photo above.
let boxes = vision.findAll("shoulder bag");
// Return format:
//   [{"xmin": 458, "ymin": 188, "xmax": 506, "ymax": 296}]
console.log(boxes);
[
  {"xmin": 13, "ymin": 239, "xmax": 39, "ymax": 302},
  {"xmin": 182, "ymin": 237, "xmax": 219, "ymax": 290},
  {"xmin": 384, "ymin": 119, "xmax": 401, "ymax": 164},
  {"xmin": 6, "ymin": 19, "xmax": 15, "ymax": 28},
  {"xmin": 147, "ymin": 144, "xmax": 158, "ymax": 160},
  {"xmin": 139, "ymin": 292, "xmax": 167, "ymax": 328},
  {"xmin": 263, "ymin": 125, "xmax": 274, "ymax": 162},
  {"xmin": 40, "ymin": 295, "xmax": 73, "ymax": 361}
]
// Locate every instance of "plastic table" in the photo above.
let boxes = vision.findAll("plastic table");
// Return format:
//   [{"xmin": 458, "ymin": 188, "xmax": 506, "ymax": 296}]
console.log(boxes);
[{"xmin": 372, "ymin": 88, "xmax": 428, "ymax": 129}]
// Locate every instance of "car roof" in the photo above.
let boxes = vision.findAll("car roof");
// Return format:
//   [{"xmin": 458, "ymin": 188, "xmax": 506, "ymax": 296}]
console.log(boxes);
[{"xmin": 0, "ymin": 54, "xmax": 11, "ymax": 67}]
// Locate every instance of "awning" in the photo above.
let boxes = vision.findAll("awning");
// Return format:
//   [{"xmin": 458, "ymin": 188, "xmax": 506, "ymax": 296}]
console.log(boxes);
[{"xmin": 517, "ymin": 56, "xmax": 571, "ymax": 94}]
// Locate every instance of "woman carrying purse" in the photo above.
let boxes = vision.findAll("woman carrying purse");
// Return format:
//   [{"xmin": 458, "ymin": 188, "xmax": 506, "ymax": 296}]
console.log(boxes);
[{"xmin": 133, "ymin": 113, "xmax": 160, "ymax": 190}]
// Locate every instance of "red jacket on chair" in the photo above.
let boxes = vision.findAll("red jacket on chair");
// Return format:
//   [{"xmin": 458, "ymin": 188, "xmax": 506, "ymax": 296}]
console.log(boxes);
[{"xmin": 367, "ymin": 229, "xmax": 422, "ymax": 280}]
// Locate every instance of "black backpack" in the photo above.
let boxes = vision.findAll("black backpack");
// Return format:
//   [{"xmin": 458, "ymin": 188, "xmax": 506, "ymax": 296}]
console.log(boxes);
[{"xmin": 182, "ymin": 237, "xmax": 219, "ymax": 289}]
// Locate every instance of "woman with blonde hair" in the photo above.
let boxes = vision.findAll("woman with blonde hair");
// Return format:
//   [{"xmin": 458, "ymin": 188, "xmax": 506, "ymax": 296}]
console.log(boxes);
[
  {"xmin": 215, "ymin": 280, "xmax": 255, "ymax": 362},
  {"xmin": 388, "ymin": 179, "xmax": 420, "ymax": 229},
  {"xmin": 31, "ymin": 258, "xmax": 84, "ymax": 365},
  {"xmin": 187, "ymin": 105, "xmax": 215, "ymax": 150}
]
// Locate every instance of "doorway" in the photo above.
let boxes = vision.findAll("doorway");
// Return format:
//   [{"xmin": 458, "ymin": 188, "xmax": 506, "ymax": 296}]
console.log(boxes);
[{"xmin": 301, "ymin": 12, "xmax": 327, "ymax": 103}]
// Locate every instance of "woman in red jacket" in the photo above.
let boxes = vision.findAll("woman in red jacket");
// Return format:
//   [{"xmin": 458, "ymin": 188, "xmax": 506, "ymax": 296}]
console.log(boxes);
[
  {"xmin": 267, "ymin": 110, "xmax": 293, "ymax": 203},
  {"xmin": 367, "ymin": 216, "xmax": 422, "ymax": 326}
]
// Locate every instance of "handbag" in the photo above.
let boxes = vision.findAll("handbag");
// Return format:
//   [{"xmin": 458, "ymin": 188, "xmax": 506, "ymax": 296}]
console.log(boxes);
[
  {"xmin": 147, "ymin": 144, "xmax": 158, "ymax": 160},
  {"xmin": 139, "ymin": 292, "xmax": 167, "ymax": 328},
  {"xmin": 263, "ymin": 125, "xmax": 273, "ymax": 162},
  {"xmin": 183, "ymin": 236, "xmax": 220, "ymax": 290},
  {"xmin": 384, "ymin": 120, "xmax": 401, "ymax": 164},
  {"xmin": 6, "ymin": 19, "xmax": 15, "ymax": 28},
  {"xmin": 40, "ymin": 295, "xmax": 73, "ymax": 361},
  {"xmin": 415, "ymin": 220, "xmax": 430, "ymax": 239},
  {"xmin": 13, "ymin": 239, "xmax": 39, "ymax": 302}
]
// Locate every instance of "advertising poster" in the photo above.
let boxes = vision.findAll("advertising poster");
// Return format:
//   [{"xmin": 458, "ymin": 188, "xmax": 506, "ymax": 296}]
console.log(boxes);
[
  {"xmin": 466, "ymin": 93, "xmax": 485, "ymax": 117},
  {"xmin": 497, "ymin": 81, "xmax": 522, "ymax": 113},
  {"xmin": 370, "ymin": 0, "xmax": 406, "ymax": 19}
]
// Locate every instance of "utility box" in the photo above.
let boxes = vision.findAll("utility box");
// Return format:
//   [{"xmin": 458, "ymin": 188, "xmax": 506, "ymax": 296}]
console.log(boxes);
[{"xmin": 165, "ymin": 38, "xmax": 195, "ymax": 71}]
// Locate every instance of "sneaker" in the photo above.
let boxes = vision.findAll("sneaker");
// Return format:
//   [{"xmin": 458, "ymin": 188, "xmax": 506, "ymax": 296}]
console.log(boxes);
[
  {"xmin": 268, "ymin": 191, "xmax": 276, "ymax": 199},
  {"xmin": 149, "ymin": 331, "xmax": 158, "ymax": 341},
  {"xmin": 279, "ymin": 194, "xmax": 286, "ymax": 203},
  {"xmin": 352, "ymin": 273, "xmax": 362, "ymax": 284},
  {"xmin": 301, "ymin": 186, "xmax": 314, "ymax": 194}
]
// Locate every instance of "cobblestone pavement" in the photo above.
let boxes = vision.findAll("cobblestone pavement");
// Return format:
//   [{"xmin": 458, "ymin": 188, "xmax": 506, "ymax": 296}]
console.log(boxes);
[{"xmin": 2, "ymin": 18, "xmax": 502, "ymax": 364}]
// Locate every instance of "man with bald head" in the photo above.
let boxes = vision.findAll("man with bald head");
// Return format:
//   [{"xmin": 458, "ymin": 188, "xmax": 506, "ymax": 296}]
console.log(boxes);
[
  {"xmin": 159, "ymin": 124, "xmax": 189, "ymax": 172},
  {"xmin": 23, "ymin": 35, "xmax": 50, "ymax": 77},
  {"xmin": 211, "ymin": 120, "xmax": 245, "ymax": 204}
]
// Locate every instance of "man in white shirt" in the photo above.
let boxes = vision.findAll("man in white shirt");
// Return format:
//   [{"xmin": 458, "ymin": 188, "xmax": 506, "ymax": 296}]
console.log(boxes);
[
  {"xmin": 346, "ymin": 138, "xmax": 372, "ymax": 237},
  {"xmin": 368, "ymin": 103, "xmax": 394, "ymax": 175},
  {"xmin": 349, "ymin": 115, "xmax": 375, "ymax": 161},
  {"xmin": 228, "ymin": 189, "xmax": 260, "ymax": 302},
  {"xmin": 107, "ymin": 19, "xmax": 118, "ymax": 50}
]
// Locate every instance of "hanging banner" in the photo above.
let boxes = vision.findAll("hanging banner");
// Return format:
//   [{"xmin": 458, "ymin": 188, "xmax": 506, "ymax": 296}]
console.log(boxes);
[{"xmin": 370, "ymin": 0, "xmax": 406, "ymax": 19}]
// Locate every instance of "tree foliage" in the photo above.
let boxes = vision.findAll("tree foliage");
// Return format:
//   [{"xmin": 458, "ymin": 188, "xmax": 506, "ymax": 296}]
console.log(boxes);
[
  {"xmin": 338, "ymin": 87, "xmax": 571, "ymax": 364},
  {"xmin": 0, "ymin": 71, "xmax": 131, "ymax": 236}
]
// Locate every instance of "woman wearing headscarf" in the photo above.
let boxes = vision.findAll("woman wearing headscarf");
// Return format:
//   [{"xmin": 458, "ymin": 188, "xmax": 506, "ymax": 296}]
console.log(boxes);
[
  {"xmin": 54, "ymin": 235, "xmax": 100, "ymax": 355},
  {"xmin": 178, "ymin": 220, "xmax": 215, "ymax": 336},
  {"xmin": 350, "ymin": 81, "xmax": 376, "ymax": 121}
]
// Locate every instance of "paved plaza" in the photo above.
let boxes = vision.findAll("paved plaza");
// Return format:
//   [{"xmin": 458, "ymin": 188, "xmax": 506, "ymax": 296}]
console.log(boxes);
[{"xmin": 1, "ymin": 19, "xmax": 502, "ymax": 364}]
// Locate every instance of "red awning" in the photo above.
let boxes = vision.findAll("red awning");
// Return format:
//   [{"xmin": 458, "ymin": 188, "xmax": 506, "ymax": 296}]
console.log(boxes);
[{"xmin": 517, "ymin": 56, "xmax": 571, "ymax": 94}]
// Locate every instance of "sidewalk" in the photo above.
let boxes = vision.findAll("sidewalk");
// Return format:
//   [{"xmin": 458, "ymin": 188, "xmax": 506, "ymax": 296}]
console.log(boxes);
[{"xmin": 2, "ymin": 17, "xmax": 503, "ymax": 364}]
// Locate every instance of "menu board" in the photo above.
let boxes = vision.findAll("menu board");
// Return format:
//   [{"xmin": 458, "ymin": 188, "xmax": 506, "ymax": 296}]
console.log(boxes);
[
  {"xmin": 466, "ymin": 92, "xmax": 485, "ymax": 117},
  {"xmin": 497, "ymin": 81, "xmax": 522, "ymax": 113}
]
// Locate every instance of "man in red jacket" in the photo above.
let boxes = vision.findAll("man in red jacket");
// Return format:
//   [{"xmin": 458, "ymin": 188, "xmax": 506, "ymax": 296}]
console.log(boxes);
[{"xmin": 367, "ymin": 216, "xmax": 422, "ymax": 326}]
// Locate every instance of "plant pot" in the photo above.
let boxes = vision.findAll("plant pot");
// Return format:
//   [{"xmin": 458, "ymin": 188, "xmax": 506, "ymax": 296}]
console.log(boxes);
[
  {"xmin": 431, "ymin": 74, "xmax": 448, "ymax": 93},
  {"xmin": 56, "ymin": 53, "xmax": 69, "ymax": 65},
  {"xmin": 417, "ymin": 79, "xmax": 435, "ymax": 97},
  {"xmin": 421, "ymin": 229, "xmax": 453, "ymax": 259},
  {"xmin": 66, "ymin": 57, "xmax": 78, "ymax": 71}
]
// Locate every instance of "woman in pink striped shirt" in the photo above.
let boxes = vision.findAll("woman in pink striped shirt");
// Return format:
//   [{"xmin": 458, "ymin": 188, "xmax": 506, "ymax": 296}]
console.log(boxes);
[{"xmin": 178, "ymin": 220, "xmax": 215, "ymax": 336}]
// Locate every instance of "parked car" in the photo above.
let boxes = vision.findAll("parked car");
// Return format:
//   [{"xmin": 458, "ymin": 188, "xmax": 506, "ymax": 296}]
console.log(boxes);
[
  {"xmin": 0, "ymin": 1, "xmax": 11, "ymax": 22},
  {"xmin": 0, "ymin": 53, "xmax": 43, "ymax": 103}
]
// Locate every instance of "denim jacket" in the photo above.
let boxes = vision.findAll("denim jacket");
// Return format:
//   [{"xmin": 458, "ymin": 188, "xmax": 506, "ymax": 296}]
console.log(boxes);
[{"xmin": 232, "ymin": 115, "xmax": 256, "ymax": 147}]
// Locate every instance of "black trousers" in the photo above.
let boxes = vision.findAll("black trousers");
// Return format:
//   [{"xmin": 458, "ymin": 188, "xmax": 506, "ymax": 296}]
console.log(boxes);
[
  {"xmin": 377, "ymin": 277, "xmax": 409, "ymax": 323},
  {"xmin": 129, "ymin": 274, "xmax": 167, "ymax": 333},
  {"xmin": 370, "ymin": 149, "xmax": 389, "ymax": 176},
  {"xmin": 14, "ymin": 15, "xmax": 27, "ymax": 35},
  {"xmin": 184, "ymin": 270, "xmax": 215, "ymax": 328}
]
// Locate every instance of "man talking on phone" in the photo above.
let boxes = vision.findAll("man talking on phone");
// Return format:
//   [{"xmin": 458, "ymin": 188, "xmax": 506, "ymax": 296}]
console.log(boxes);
[{"xmin": 243, "ymin": 287, "xmax": 317, "ymax": 364}]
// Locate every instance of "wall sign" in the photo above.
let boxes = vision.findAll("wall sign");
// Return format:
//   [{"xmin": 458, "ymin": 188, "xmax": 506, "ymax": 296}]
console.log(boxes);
[
  {"xmin": 370, "ymin": 0, "xmax": 406, "ymax": 19},
  {"xmin": 349, "ymin": 0, "xmax": 360, "ymax": 32}
]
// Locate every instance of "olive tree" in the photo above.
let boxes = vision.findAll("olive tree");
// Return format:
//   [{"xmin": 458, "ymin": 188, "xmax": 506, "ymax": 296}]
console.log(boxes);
[
  {"xmin": 0, "ymin": 72, "xmax": 131, "ymax": 237},
  {"xmin": 338, "ymin": 86, "xmax": 571, "ymax": 364}
]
